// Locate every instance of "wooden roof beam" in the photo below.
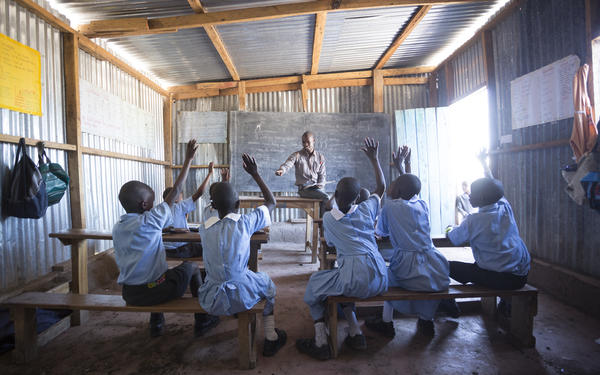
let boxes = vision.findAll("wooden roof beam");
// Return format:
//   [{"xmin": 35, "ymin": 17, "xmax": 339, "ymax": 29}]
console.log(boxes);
[
  {"xmin": 374, "ymin": 5, "xmax": 432, "ymax": 69},
  {"xmin": 79, "ymin": 0, "xmax": 492, "ymax": 38},
  {"xmin": 311, "ymin": 12, "xmax": 327, "ymax": 75}
]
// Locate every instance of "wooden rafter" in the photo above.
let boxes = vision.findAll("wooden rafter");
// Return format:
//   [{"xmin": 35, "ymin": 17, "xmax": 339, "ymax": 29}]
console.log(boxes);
[
  {"xmin": 187, "ymin": 1, "xmax": 240, "ymax": 81},
  {"xmin": 374, "ymin": 5, "xmax": 432, "ymax": 69},
  {"xmin": 79, "ymin": 0, "xmax": 491, "ymax": 38},
  {"xmin": 311, "ymin": 12, "xmax": 327, "ymax": 75}
]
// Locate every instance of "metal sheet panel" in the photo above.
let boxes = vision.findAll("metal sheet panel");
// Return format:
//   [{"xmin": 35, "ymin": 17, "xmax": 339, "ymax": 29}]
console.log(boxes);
[
  {"xmin": 386, "ymin": 1, "xmax": 503, "ymax": 68},
  {"xmin": 318, "ymin": 6, "xmax": 416, "ymax": 73},
  {"xmin": 216, "ymin": 15, "xmax": 314, "ymax": 79},
  {"xmin": 0, "ymin": 0, "xmax": 70, "ymax": 290},
  {"xmin": 79, "ymin": 49, "xmax": 166, "ymax": 253},
  {"xmin": 491, "ymin": 0, "xmax": 599, "ymax": 277},
  {"xmin": 50, "ymin": 0, "xmax": 193, "ymax": 23}
]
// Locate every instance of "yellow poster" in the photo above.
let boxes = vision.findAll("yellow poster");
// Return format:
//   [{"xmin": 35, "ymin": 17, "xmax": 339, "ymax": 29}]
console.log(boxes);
[{"xmin": 0, "ymin": 33, "xmax": 42, "ymax": 116}]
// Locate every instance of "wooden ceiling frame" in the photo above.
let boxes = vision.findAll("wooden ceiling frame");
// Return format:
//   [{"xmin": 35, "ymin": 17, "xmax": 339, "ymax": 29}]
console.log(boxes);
[
  {"xmin": 374, "ymin": 5, "xmax": 432, "ymax": 69},
  {"xmin": 187, "ymin": 0, "xmax": 240, "ymax": 81},
  {"xmin": 79, "ymin": 0, "xmax": 490, "ymax": 38},
  {"xmin": 311, "ymin": 12, "xmax": 327, "ymax": 75}
]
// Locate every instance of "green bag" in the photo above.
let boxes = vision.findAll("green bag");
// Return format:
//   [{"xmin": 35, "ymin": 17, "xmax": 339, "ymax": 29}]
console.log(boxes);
[{"xmin": 37, "ymin": 145, "xmax": 69, "ymax": 206}]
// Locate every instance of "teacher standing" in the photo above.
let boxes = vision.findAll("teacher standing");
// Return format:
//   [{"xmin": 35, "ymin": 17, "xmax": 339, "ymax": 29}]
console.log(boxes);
[{"xmin": 275, "ymin": 131, "xmax": 329, "ymax": 210}]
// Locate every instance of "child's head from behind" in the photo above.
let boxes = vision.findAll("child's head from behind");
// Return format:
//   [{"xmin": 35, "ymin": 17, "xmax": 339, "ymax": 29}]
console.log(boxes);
[
  {"xmin": 119, "ymin": 181, "xmax": 155, "ymax": 214},
  {"xmin": 209, "ymin": 182, "xmax": 239, "ymax": 214},
  {"xmin": 334, "ymin": 177, "xmax": 360, "ymax": 211},
  {"xmin": 390, "ymin": 174, "xmax": 421, "ymax": 200},
  {"xmin": 357, "ymin": 188, "xmax": 370, "ymax": 204},
  {"xmin": 162, "ymin": 187, "xmax": 183, "ymax": 203},
  {"xmin": 469, "ymin": 178, "xmax": 503, "ymax": 207}
]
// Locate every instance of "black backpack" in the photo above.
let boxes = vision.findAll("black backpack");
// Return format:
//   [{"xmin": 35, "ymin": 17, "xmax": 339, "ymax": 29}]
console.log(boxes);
[{"xmin": 4, "ymin": 138, "xmax": 48, "ymax": 219}]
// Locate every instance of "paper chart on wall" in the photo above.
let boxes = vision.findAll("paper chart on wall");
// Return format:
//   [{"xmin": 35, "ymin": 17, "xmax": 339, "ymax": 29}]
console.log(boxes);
[
  {"xmin": 176, "ymin": 111, "xmax": 228, "ymax": 143},
  {"xmin": 510, "ymin": 55, "xmax": 580, "ymax": 129},
  {"xmin": 80, "ymin": 79, "xmax": 156, "ymax": 151}
]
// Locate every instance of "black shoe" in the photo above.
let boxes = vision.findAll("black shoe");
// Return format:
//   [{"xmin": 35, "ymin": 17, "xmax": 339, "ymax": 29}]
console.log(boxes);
[
  {"xmin": 438, "ymin": 299, "xmax": 461, "ymax": 318},
  {"xmin": 344, "ymin": 333, "xmax": 367, "ymax": 351},
  {"xmin": 149, "ymin": 313, "xmax": 165, "ymax": 338},
  {"xmin": 498, "ymin": 299, "xmax": 512, "ymax": 318},
  {"xmin": 365, "ymin": 317, "xmax": 395, "ymax": 338},
  {"xmin": 263, "ymin": 328, "xmax": 287, "ymax": 357},
  {"xmin": 417, "ymin": 318, "xmax": 435, "ymax": 337},
  {"xmin": 296, "ymin": 338, "xmax": 331, "ymax": 360},
  {"xmin": 194, "ymin": 314, "xmax": 220, "ymax": 337}
]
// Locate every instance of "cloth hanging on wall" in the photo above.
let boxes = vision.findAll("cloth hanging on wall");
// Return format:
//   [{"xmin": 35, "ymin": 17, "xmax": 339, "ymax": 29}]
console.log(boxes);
[{"xmin": 570, "ymin": 64, "xmax": 598, "ymax": 162}]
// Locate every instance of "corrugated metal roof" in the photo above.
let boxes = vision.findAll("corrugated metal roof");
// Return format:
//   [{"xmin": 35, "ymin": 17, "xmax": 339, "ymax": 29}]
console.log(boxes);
[
  {"xmin": 201, "ymin": 0, "xmax": 309, "ymax": 12},
  {"xmin": 108, "ymin": 28, "xmax": 231, "ymax": 84},
  {"xmin": 50, "ymin": 0, "xmax": 193, "ymax": 22},
  {"xmin": 385, "ymin": 1, "xmax": 504, "ymax": 68},
  {"xmin": 216, "ymin": 15, "xmax": 314, "ymax": 79},
  {"xmin": 318, "ymin": 6, "xmax": 417, "ymax": 73}
]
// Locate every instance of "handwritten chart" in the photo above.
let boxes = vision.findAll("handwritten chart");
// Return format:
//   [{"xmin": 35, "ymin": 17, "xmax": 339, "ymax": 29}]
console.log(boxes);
[{"xmin": 0, "ymin": 33, "xmax": 42, "ymax": 116}]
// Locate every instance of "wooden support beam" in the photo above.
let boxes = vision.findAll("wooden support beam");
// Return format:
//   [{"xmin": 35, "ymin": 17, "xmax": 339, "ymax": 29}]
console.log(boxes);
[
  {"xmin": 204, "ymin": 25, "xmax": 241, "ymax": 81},
  {"xmin": 63, "ymin": 32, "xmax": 88, "ymax": 326},
  {"xmin": 187, "ymin": 0, "xmax": 206, "ymax": 13},
  {"xmin": 238, "ymin": 81, "xmax": 247, "ymax": 111},
  {"xmin": 482, "ymin": 30, "xmax": 499, "ymax": 159},
  {"xmin": 172, "ymin": 164, "xmax": 230, "ymax": 169},
  {"xmin": 81, "ymin": 147, "xmax": 170, "ymax": 166},
  {"xmin": 245, "ymin": 76, "xmax": 303, "ymax": 88},
  {"xmin": 0, "ymin": 134, "xmax": 76, "ymax": 152},
  {"xmin": 373, "ymin": 69, "xmax": 384, "ymax": 112},
  {"xmin": 384, "ymin": 77, "xmax": 428, "ymax": 85},
  {"xmin": 301, "ymin": 82, "xmax": 309, "ymax": 112},
  {"xmin": 163, "ymin": 95, "xmax": 173, "ymax": 186},
  {"xmin": 382, "ymin": 66, "xmax": 435, "ymax": 76},
  {"xmin": 79, "ymin": 0, "xmax": 485, "ymax": 38},
  {"xmin": 304, "ymin": 70, "xmax": 373, "ymax": 81},
  {"xmin": 585, "ymin": 0, "xmax": 597, "ymax": 118},
  {"xmin": 374, "ymin": 5, "xmax": 432, "ymax": 69},
  {"xmin": 306, "ymin": 78, "xmax": 372, "ymax": 89},
  {"xmin": 248, "ymin": 83, "xmax": 302, "ymax": 94},
  {"xmin": 311, "ymin": 12, "xmax": 327, "ymax": 75}
]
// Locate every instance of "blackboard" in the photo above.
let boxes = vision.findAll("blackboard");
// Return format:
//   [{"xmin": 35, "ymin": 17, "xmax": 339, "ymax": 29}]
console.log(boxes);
[{"xmin": 229, "ymin": 111, "xmax": 392, "ymax": 193}]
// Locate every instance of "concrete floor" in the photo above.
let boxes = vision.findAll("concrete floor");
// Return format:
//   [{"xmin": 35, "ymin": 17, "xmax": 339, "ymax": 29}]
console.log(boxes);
[{"xmin": 2, "ymin": 241, "xmax": 600, "ymax": 375}]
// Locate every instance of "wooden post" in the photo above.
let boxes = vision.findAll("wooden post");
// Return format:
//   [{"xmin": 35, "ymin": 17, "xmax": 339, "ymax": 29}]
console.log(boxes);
[
  {"xmin": 163, "ymin": 94, "xmax": 173, "ymax": 187},
  {"xmin": 301, "ymin": 81, "xmax": 309, "ymax": 112},
  {"xmin": 63, "ymin": 32, "xmax": 88, "ymax": 326},
  {"xmin": 482, "ymin": 30, "xmax": 499, "ymax": 175},
  {"xmin": 238, "ymin": 81, "xmax": 246, "ymax": 111},
  {"xmin": 327, "ymin": 299, "xmax": 339, "ymax": 358},
  {"xmin": 237, "ymin": 312, "xmax": 257, "ymax": 369},
  {"xmin": 311, "ymin": 201, "xmax": 319, "ymax": 263},
  {"xmin": 373, "ymin": 69, "xmax": 384, "ymax": 112},
  {"xmin": 585, "ymin": 0, "xmax": 597, "ymax": 119},
  {"xmin": 428, "ymin": 71, "xmax": 439, "ymax": 107},
  {"xmin": 509, "ymin": 294, "xmax": 537, "ymax": 348},
  {"xmin": 11, "ymin": 307, "xmax": 37, "ymax": 363}
]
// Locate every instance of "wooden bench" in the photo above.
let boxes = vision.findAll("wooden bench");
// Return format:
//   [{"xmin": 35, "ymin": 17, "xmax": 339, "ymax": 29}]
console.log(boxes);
[
  {"xmin": 3, "ymin": 292, "xmax": 265, "ymax": 370},
  {"xmin": 326, "ymin": 284, "xmax": 538, "ymax": 358}
]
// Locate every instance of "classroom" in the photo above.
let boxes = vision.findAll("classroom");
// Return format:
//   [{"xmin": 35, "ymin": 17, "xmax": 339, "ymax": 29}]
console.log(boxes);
[{"xmin": 0, "ymin": 0, "xmax": 599, "ymax": 374}]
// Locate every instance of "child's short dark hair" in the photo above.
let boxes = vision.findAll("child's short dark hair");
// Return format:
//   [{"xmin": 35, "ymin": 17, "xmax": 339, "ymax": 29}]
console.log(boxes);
[
  {"xmin": 469, "ymin": 178, "xmax": 503, "ymax": 207},
  {"xmin": 391, "ymin": 174, "xmax": 421, "ymax": 200},
  {"xmin": 209, "ymin": 182, "xmax": 239, "ymax": 211},
  {"xmin": 357, "ymin": 188, "xmax": 370, "ymax": 204},
  {"xmin": 119, "ymin": 180, "xmax": 154, "ymax": 213},
  {"xmin": 162, "ymin": 187, "xmax": 173, "ymax": 200},
  {"xmin": 335, "ymin": 177, "xmax": 360, "ymax": 207}
]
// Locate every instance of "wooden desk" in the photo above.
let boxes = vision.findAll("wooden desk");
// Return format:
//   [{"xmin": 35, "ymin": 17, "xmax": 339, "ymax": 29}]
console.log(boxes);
[
  {"xmin": 239, "ymin": 196, "xmax": 321, "ymax": 263},
  {"xmin": 49, "ymin": 229, "xmax": 268, "ymax": 324}
]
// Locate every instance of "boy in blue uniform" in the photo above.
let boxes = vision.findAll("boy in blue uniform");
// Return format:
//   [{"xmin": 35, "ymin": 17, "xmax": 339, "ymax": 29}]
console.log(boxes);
[
  {"xmin": 366, "ymin": 146, "xmax": 450, "ymax": 337},
  {"xmin": 197, "ymin": 154, "xmax": 287, "ymax": 357},
  {"xmin": 113, "ymin": 140, "xmax": 219, "ymax": 337},
  {"xmin": 296, "ymin": 138, "xmax": 388, "ymax": 360},
  {"xmin": 446, "ymin": 151, "xmax": 531, "ymax": 313},
  {"xmin": 162, "ymin": 162, "xmax": 215, "ymax": 258}
]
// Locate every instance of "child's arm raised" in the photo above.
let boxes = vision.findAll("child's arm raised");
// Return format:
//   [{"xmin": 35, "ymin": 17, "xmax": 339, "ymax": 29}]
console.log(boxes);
[
  {"xmin": 220, "ymin": 167, "xmax": 230, "ymax": 182},
  {"xmin": 392, "ymin": 145, "xmax": 411, "ymax": 175},
  {"xmin": 165, "ymin": 139, "xmax": 198, "ymax": 206},
  {"xmin": 242, "ymin": 153, "xmax": 276, "ymax": 212},
  {"xmin": 192, "ymin": 162, "xmax": 214, "ymax": 202},
  {"xmin": 361, "ymin": 137, "xmax": 386, "ymax": 198},
  {"xmin": 478, "ymin": 149, "xmax": 494, "ymax": 179}
]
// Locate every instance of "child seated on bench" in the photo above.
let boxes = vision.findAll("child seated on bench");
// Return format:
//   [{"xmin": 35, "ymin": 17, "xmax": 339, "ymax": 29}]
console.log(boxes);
[
  {"xmin": 446, "ymin": 150, "xmax": 531, "ymax": 314},
  {"xmin": 296, "ymin": 138, "xmax": 388, "ymax": 360},
  {"xmin": 113, "ymin": 140, "xmax": 219, "ymax": 338},
  {"xmin": 202, "ymin": 167, "xmax": 230, "ymax": 225},
  {"xmin": 162, "ymin": 162, "xmax": 215, "ymax": 258},
  {"xmin": 366, "ymin": 145, "xmax": 451, "ymax": 337},
  {"xmin": 197, "ymin": 154, "xmax": 286, "ymax": 357}
]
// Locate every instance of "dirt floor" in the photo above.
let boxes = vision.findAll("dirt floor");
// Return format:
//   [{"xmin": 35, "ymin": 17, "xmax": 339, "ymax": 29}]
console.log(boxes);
[{"xmin": 2, "ymin": 243, "xmax": 600, "ymax": 375}]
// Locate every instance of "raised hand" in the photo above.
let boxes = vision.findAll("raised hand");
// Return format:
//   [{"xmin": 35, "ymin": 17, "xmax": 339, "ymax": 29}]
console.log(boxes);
[
  {"xmin": 185, "ymin": 139, "xmax": 199, "ymax": 161},
  {"xmin": 208, "ymin": 161, "xmax": 214, "ymax": 175},
  {"xmin": 361, "ymin": 137, "xmax": 379, "ymax": 161},
  {"xmin": 220, "ymin": 167, "xmax": 230, "ymax": 182},
  {"xmin": 392, "ymin": 145, "xmax": 410, "ymax": 172},
  {"xmin": 242, "ymin": 153, "xmax": 258, "ymax": 176},
  {"xmin": 477, "ymin": 148, "xmax": 488, "ymax": 163}
]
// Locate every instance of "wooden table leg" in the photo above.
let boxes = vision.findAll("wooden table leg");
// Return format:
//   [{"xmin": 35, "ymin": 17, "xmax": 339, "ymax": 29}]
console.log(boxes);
[
  {"xmin": 305, "ymin": 207, "xmax": 311, "ymax": 253},
  {"xmin": 509, "ymin": 294, "xmax": 537, "ymax": 348},
  {"xmin": 481, "ymin": 296, "xmax": 497, "ymax": 317},
  {"xmin": 249, "ymin": 240, "xmax": 259, "ymax": 272},
  {"xmin": 11, "ymin": 306, "xmax": 37, "ymax": 363},
  {"xmin": 327, "ymin": 300, "xmax": 339, "ymax": 358},
  {"xmin": 311, "ymin": 202, "xmax": 319, "ymax": 264},
  {"xmin": 70, "ymin": 239, "xmax": 89, "ymax": 325},
  {"xmin": 238, "ymin": 311, "xmax": 258, "ymax": 369}
]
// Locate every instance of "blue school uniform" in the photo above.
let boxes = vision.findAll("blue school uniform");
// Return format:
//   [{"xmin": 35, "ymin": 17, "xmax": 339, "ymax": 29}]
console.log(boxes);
[
  {"xmin": 113, "ymin": 202, "xmax": 172, "ymax": 285},
  {"xmin": 376, "ymin": 196, "xmax": 450, "ymax": 320},
  {"xmin": 304, "ymin": 195, "xmax": 388, "ymax": 320},
  {"xmin": 197, "ymin": 206, "xmax": 275, "ymax": 316},
  {"xmin": 165, "ymin": 197, "xmax": 196, "ymax": 249},
  {"xmin": 448, "ymin": 197, "xmax": 530, "ymax": 276}
]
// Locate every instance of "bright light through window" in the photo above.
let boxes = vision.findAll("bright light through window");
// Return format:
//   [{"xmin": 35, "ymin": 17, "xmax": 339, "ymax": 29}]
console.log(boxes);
[{"xmin": 447, "ymin": 87, "xmax": 490, "ymax": 194}]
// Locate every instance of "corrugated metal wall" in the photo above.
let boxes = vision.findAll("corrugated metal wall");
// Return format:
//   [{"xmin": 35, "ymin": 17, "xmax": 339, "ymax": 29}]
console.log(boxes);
[
  {"xmin": 491, "ymin": 0, "xmax": 600, "ymax": 278},
  {"xmin": 0, "ymin": 0, "xmax": 71, "ymax": 290},
  {"xmin": 79, "ymin": 50, "xmax": 166, "ymax": 254},
  {"xmin": 173, "ymin": 85, "xmax": 429, "ymax": 222}
]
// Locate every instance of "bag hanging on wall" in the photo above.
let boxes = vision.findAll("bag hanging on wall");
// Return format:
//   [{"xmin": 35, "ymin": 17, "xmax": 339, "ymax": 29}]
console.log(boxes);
[
  {"xmin": 4, "ymin": 138, "xmax": 48, "ymax": 218},
  {"xmin": 37, "ymin": 143, "xmax": 69, "ymax": 206}
]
